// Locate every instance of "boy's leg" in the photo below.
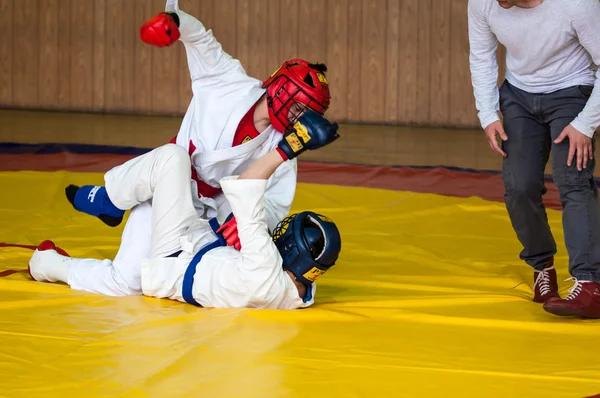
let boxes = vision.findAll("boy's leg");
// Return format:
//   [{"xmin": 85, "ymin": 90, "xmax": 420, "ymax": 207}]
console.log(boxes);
[
  {"xmin": 103, "ymin": 144, "xmax": 198, "ymax": 257},
  {"xmin": 29, "ymin": 202, "xmax": 152, "ymax": 296},
  {"xmin": 69, "ymin": 202, "xmax": 154, "ymax": 295},
  {"xmin": 30, "ymin": 144, "xmax": 198, "ymax": 293}
]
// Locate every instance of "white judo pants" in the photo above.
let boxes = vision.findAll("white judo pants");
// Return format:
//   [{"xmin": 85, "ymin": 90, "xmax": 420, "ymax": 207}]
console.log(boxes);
[{"xmin": 67, "ymin": 144, "xmax": 199, "ymax": 296}]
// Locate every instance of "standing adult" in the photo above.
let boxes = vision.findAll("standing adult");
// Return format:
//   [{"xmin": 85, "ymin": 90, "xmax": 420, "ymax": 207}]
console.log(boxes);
[{"xmin": 468, "ymin": 0, "xmax": 600, "ymax": 317}]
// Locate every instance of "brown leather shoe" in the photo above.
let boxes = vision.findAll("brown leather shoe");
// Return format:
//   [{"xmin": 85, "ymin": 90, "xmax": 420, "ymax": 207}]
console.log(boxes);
[
  {"xmin": 532, "ymin": 258, "xmax": 559, "ymax": 303},
  {"xmin": 543, "ymin": 278, "xmax": 600, "ymax": 318}
]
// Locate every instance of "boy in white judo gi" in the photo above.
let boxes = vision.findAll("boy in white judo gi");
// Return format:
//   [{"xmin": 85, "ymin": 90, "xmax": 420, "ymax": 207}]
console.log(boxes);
[
  {"xmin": 63, "ymin": 6, "xmax": 333, "ymax": 296},
  {"xmin": 28, "ymin": 110, "xmax": 342, "ymax": 309}
]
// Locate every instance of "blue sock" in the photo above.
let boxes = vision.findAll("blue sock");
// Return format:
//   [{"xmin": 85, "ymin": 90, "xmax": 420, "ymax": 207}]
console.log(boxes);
[{"xmin": 73, "ymin": 185, "xmax": 125, "ymax": 218}]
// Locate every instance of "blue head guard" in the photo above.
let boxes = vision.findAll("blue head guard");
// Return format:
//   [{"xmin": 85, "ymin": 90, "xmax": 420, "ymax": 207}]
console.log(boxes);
[{"xmin": 272, "ymin": 211, "xmax": 342, "ymax": 286}]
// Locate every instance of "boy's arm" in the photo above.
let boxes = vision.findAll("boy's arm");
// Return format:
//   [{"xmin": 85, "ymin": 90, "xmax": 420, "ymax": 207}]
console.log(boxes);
[{"xmin": 140, "ymin": 9, "xmax": 247, "ymax": 82}]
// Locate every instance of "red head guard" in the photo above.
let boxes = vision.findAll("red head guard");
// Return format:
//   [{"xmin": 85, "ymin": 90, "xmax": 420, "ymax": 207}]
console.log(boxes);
[{"xmin": 262, "ymin": 59, "xmax": 331, "ymax": 133}]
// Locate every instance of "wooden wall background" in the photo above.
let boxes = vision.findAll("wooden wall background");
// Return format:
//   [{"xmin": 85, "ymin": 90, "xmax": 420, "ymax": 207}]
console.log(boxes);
[{"xmin": 0, "ymin": 0, "xmax": 507, "ymax": 128}]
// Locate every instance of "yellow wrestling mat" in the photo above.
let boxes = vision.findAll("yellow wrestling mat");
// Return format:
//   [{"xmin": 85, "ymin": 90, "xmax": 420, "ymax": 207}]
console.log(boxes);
[{"xmin": 1, "ymin": 170, "xmax": 599, "ymax": 398}]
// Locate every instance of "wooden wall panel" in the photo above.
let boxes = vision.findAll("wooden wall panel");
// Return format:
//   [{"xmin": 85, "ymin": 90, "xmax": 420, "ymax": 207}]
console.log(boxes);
[
  {"xmin": 265, "ymin": 0, "xmax": 281, "ymax": 79},
  {"xmin": 298, "ymin": 2, "xmax": 328, "ymax": 68},
  {"xmin": 235, "ymin": 0, "xmax": 250, "ymax": 70},
  {"xmin": 57, "ymin": 0, "xmax": 71, "ymax": 108},
  {"xmin": 92, "ymin": 0, "xmax": 106, "ymax": 109},
  {"xmin": 398, "ymin": 0, "xmax": 419, "ymax": 124},
  {"xmin": 326, "ymin": 0, "xmax": 348, "ymax": 121},
  {"xmin": 497, "ymin": 45, "xmax": 507, "ymax": 84},
  {"xmin": 38, "ymin": 0, "xmax": 59, "ymax": 108},
  {"xmin": 212, "ymin": 0, "xmax": 238, "ymax": 70},
  {"xmin": 449, "ymin": 0, "xmax": 477, "ymax": 127},
  {"xmin": 13, "ymin": 0, "xmax": 39, "ymax": 107},
  {"xmin": 346, "ymin": 0, "xmax": 362, "ymax": 121},
  {"xmin": 0, "ymin": 0, "xmax": 13, "ymax": 105},
  {"xmin": 384, "ymin": 0, "xmax": 400, "ymax": 123},
  {"xmin": 278, "ymin": 0, "xmax": 299, "ymax": 68},
  {"xmin": 0, "ymin": 0, "xmax": 510, "ymax": 129},
  {"xmin": 430, "ymin": 0, "xmax": 451, "ymax": 125},
  {"xmin": 122, "ymin": 0, "xmax": 137, "ymax": 112},
  {"xmin": 105, "ymin": 0, "xmax": 125, "ymax": 111},
  {"xmin": 360, "ymin": 0, "xmax": 386, "ymax": 122},
  {"xmin": 70, "ymin": 1, "xmax": 94, "ymax": 109},
  {"xmin": 250, "ymin": 0, "xmax": 269, "ymax": 79},
  {"xmin": 416, "ymin": 0, "xmax": 432, "ymax": 125}
]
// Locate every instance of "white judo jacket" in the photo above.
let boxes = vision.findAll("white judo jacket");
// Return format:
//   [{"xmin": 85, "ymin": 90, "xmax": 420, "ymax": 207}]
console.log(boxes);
[
  {"xmin": 171, "ymin": 9, "xmax": 297, "ymax": 230},
  {"xmin": 140, "ymin": 176, "xmax": 316, "ymax": 310}
]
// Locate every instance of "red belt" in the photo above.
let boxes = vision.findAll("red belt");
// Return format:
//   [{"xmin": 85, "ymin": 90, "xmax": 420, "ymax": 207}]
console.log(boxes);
[{"xmin": 169, "ymin": 136, "xmax": 223, "ymax": 198}]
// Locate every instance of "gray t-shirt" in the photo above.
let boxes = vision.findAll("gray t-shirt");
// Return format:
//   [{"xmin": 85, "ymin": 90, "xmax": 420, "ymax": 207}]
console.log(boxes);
[{"xmin": 468, "ymin": 0, "xmax": 600, "ymax": 137}]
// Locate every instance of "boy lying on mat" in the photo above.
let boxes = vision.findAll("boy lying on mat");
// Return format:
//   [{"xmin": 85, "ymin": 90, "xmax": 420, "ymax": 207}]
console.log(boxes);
[
  {"xmin": 59, "ymin": 5, "xmax": 334, "ymax": 299},
  {"xmin": 27, "ymin": 110, "xmax": 342, "ymax": 310}
]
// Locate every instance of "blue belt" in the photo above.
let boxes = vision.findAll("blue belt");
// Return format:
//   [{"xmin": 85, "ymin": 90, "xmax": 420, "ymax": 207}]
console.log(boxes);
[{"xmin": 181, "ymin": 218, "xmax": 227, "ymax": 306}]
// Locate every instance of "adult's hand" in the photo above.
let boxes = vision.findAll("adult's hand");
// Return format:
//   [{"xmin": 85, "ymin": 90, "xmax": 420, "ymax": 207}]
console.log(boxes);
[{"xmin": 484, "ymin": 120, "xmax": 508, "ymax": 157}]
